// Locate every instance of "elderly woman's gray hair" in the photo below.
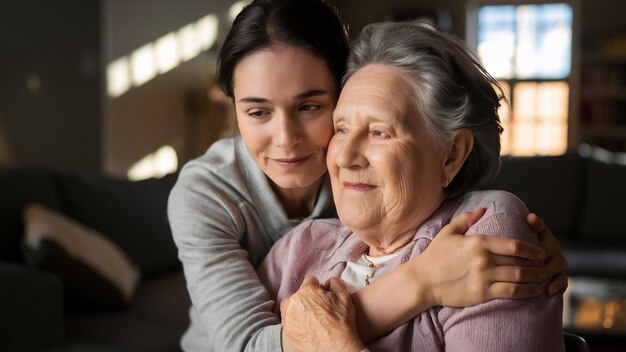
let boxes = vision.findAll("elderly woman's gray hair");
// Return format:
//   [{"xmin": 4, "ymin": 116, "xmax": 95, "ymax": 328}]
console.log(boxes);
[{"xmin": 345, "ymin": 21, "xmax": 504, "ymax": 198}]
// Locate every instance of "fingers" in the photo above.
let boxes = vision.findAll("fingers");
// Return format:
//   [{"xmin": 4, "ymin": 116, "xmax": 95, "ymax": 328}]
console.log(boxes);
[
  {"xmin": 546, "ymin": 273, "xmax": 568, "ymax": 296},
  {"xmin": 476, "ymin": 235, "xmax": 545, "ymax": 261},
  {"xmin": 327, "ymin": 278, "xmax": 351, "ymax": 303},
  {"xmin": 490, "ymin": 253, "xmax": 540, "ymax": 268},
  {"xmin": 327, "ymin": 277, "xmax": 348, "ymax": 294},
  {"xmin": 466, "ymin": 207, "xmax": 487, "ymax": 226},
  {"xmin": 442, "ymin": 208, "xmax": 487, "ymax": 236},
  {"xmin": 488, "ymin": 282, "xmax": 544, "ymax": 300},
  {"xmin": 491, "ymin": 265, "xmax": 547, "ymax": 284},
  {"xmin": 526, "ymin": 213, "xmax": 546, "ymax": 236},
  {"xmin": 542, "ymin": 251, "xmax": 568, "ymax": 278},
  {"xmin": 300, "ymin": 276, "xmax": 321, "ymax": 289},
  {"xmin": 527, "ymin": 213, "xmax": 569, "ymax": 295}
]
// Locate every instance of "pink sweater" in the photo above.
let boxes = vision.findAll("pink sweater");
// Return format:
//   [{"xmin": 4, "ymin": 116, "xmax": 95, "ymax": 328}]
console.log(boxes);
[{"xmin": 258, "ymin": 190, "xmax": 564, "ymax": 351}]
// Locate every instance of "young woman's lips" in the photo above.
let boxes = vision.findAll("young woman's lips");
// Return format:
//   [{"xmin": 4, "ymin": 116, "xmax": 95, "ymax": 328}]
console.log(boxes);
[
  {"xmin": 274, "ymin": 155, "xmax": 310, "ymax": 170},
  {"xmin": 343, "ymin": 182, "xmax": 375, "ymax": 191}
]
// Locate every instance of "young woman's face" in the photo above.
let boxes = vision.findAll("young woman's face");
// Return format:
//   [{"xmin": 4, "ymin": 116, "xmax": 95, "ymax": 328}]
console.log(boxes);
[{"xmin": 232, "ymin": 44, "xmax": 336, "ymax": 190}]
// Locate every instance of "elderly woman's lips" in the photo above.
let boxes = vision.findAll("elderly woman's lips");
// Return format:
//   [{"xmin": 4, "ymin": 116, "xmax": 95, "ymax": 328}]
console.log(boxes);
[
  {"xmin": 342, "ymin": 182, "xmax": 375, "ymax": 191},
  {"xmin": 274, "ymin": 155, "xmax": 310, "ymax": 169}
]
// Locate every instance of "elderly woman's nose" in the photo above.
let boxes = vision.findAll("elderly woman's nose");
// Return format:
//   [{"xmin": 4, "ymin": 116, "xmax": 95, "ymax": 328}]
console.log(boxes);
[
  {"xmin": 274, "ymin": 114, "xmax": 302, "ymax": 149},
  {"xmin": 335, "ymin": 134, "xmax": 367, "ymax": 168}
]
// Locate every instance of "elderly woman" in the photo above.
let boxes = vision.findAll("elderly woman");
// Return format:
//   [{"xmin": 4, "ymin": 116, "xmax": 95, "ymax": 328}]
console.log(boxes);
[{"xmin": 258, "ymin": 21, "xmax": 563, "ymax": 351}]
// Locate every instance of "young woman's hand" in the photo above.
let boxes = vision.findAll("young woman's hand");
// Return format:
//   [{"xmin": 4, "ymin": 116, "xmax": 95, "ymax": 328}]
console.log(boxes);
[
  {"xmin": 281, "ymin": 277, "xmax": 365, "ymax": 352},
  {"xmin": 417, "ymin": 208, "xmax": 550, "ymax": 308},
  {"xmin": 527, "ymin": 213, "xmax": 568, "ymax": 295}
]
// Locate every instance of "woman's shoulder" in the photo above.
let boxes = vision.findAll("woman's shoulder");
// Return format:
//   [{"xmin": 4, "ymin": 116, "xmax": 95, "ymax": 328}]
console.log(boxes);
[
  {"xmin": 172, "ymin": 137, "xmax": 251, "ymax": 194},
  {"xmin": 452, "ymin": 190, "xmax": 536, "ymax": 243},
  {"xmin": 272, "ymin": 218, "xmax": 349, "ymax": 252},
  {"xmin": 455, "ymin": 190, "xmax": 529, "ymax": 218},
  {"xmin": 180, "ymin": 137, "xmax": 240, "ymax": 177},
  {"xmin": 168, "ymin": 136, "xmax": 260, "ymax": 221}
]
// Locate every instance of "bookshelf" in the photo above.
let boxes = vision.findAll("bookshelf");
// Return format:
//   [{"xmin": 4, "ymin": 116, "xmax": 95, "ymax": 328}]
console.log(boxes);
[
  {"xmin": 579, "ymin": 52, "xmax": 626, "ymax": 150},
  {"xmin": 578, "ymin": 2, "xmax": 626, "ymax": 151}
]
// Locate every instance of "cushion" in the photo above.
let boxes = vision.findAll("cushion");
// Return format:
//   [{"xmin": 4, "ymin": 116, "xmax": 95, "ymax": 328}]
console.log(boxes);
[
  {"xmin": 579, "ymin": 158, "xmax": 626, "ymax": 245},
  {"xmin": 22, "ymin": 203, "xmax": 140, "ymax": 310},
  {"xmin": 56, "ymin": 172, "xmax": 179, "ymax": 276},
  {"xmin": 0, "ymin": 165, "xmax": 63, "ymax": 261},
  {"xmin": 65, "ymin": 272, "xmax": 190, "ymax": 352},
  {"xmin": 482, "ymin": 153, "xmax": 582, "ymax": 241},
  {"xmin": 0, "ymin": 262, "xmax": 64, "ymax": 351}
]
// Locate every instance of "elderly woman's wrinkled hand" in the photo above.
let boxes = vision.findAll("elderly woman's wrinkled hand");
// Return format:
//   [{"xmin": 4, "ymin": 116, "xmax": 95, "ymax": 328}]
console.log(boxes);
[
  {"xmin": 280, "ymin": 276, "xmax": 365, "ymax": 352},
  {"xmin": 417, "ymin": 208, "xmax": 549, "ymax": 308}
]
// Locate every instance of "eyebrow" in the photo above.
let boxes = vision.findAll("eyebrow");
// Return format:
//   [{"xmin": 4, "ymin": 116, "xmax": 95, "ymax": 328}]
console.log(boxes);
[
  {"xmin": 237, "ymin": 89, "xmax": 329, "ymax": 104},
  {"xmin": 294, "ymin": 89, "xmax": 328, "ymax": 100},
  {"xmin": 238, "ymin": 97, "xmax": 269, "ymax": 103}
]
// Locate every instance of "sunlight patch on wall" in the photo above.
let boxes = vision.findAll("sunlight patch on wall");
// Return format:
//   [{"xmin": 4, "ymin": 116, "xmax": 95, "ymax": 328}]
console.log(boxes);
[
  {"xmin": 130, "ymin": 43, "xmax": 156, "ymax": 86},
  {"xmin": 106, "ymin": 58, "xmax": 131, "ymax": 98},
  {"xmin": 155, "ymin": 33, "xmax": 179, "ymax": 74},
  {"xmin": 106, "ymin": 14, "xmax": 219, "ymax": 98},
  {"xmin": 127, "ymin": 145, "xmax": 178, "ymax": 181}
]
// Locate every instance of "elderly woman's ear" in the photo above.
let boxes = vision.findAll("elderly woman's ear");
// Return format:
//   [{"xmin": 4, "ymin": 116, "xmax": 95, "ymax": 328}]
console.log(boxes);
[{"xmin": 441, "ymin": 129, "xmax": 474, "ymax": 187}]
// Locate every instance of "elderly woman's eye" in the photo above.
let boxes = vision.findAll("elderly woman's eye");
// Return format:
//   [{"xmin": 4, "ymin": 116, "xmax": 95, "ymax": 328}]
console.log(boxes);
[
  {"xmin": 370, "ymin": 129, "xmax": 388, "ymax": 138},
  {"xmin": 334, "ymin": 126, "xmax": 347, "ymax": 134}
]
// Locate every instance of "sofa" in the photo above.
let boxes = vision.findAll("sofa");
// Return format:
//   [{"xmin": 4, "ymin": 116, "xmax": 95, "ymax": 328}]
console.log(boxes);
[
  {"xmin": 0, "ymin": 165, "xmax": 190, "ymax": 352},
  {"xmin": 481, "ymin": 146, "xmax": 626, "ymax": 279},
  {"xmin": 1, "ymin": 147, "xmax": 625, "ymax": 351}
]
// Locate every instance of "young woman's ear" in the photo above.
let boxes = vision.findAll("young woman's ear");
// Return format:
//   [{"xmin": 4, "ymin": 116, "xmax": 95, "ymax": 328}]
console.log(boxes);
[{"xmin": 441, "ymin": 129, "xmax": 473, "ymax": 187}]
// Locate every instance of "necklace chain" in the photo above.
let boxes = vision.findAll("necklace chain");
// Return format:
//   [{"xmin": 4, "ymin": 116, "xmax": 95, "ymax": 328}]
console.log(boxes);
[{"xmin": 361, "ymin": 254, "xmax": 377, "ymax": 286}]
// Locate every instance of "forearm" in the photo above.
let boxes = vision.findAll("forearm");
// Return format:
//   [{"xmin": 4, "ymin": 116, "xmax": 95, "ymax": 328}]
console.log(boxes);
[
  {"xmin": 351, "ymin": 257, "xmax": 431, "ymax": 342},
  {"xmin": 349, "ymin": 204, "xmax": 550, "ymax": 342}
]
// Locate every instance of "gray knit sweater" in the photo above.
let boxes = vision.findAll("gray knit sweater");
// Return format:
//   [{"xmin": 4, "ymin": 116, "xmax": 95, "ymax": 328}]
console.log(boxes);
[{"xmin": 168, "ymin": 137, "xmax": 335, "ymax": 351}]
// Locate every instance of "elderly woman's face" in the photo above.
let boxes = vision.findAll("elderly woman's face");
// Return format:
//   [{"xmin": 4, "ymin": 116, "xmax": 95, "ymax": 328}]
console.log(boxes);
[{"xmin": 328, "ymin": 65, "xmax": 447, "ymax": 238}]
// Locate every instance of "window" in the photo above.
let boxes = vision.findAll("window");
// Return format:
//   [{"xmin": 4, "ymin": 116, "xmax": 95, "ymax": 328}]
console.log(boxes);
[{"xmin": 469, "ymin": 2, "xmax": 573, "ymax": 155}]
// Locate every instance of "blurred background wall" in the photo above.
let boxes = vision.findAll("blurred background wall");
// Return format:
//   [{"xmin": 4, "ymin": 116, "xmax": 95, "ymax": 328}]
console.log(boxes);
[
  {"xmin": 0, "ymin": 0, "xmax": 232, "ymax": 176},
  {"xmin": 0, "ymin": 0, "xmax": 101, "ymax": 172},
  {"xmin": 1, "ymin": 0, "xmax": 626, "ymax": 177}
]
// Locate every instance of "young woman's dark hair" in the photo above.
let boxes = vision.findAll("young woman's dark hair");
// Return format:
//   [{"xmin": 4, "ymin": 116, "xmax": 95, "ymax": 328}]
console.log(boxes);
[{"xmin": 217, "ymin": 0, "xmax": 349, "ymax": 98}]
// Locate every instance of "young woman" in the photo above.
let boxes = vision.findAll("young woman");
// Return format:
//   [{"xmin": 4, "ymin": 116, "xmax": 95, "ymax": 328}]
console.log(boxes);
[{"xmin": 167, "ymin": 1, "xmax": 567, "ymax": 351}]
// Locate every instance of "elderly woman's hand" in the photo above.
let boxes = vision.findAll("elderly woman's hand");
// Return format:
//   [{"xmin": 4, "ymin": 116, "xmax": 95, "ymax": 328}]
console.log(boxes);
[
  {"xmin": 280, "ymin": 276, "xmax": 365, "ymax": 352},
  {"xmin": 526, "ymin": 213, "xmax": 568, "ymax": 295},
  {"xmin": 418, "ymin": 208, "xmax": 550, "ymax": 308}
]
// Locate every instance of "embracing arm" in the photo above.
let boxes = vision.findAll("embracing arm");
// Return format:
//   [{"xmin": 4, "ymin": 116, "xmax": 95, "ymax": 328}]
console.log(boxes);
[
  {"xmin": 350, "ymin": 208, "xmax": 549, "ymax": 342},
  {"xmin": 168, "ymin": 170, "xmax": 281, "ymax": 352}
]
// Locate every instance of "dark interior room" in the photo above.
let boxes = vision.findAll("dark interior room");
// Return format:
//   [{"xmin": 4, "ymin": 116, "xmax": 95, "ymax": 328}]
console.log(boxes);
[{"xmin": 1, "ymin": 0, "xmax": 626, "ymax": 351}]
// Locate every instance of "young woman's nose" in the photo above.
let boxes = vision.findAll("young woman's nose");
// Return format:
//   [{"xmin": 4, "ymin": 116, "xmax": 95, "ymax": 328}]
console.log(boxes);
[{"xmin": 274, "ymin": 113, "xmax": 302, "ymax": 149}]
